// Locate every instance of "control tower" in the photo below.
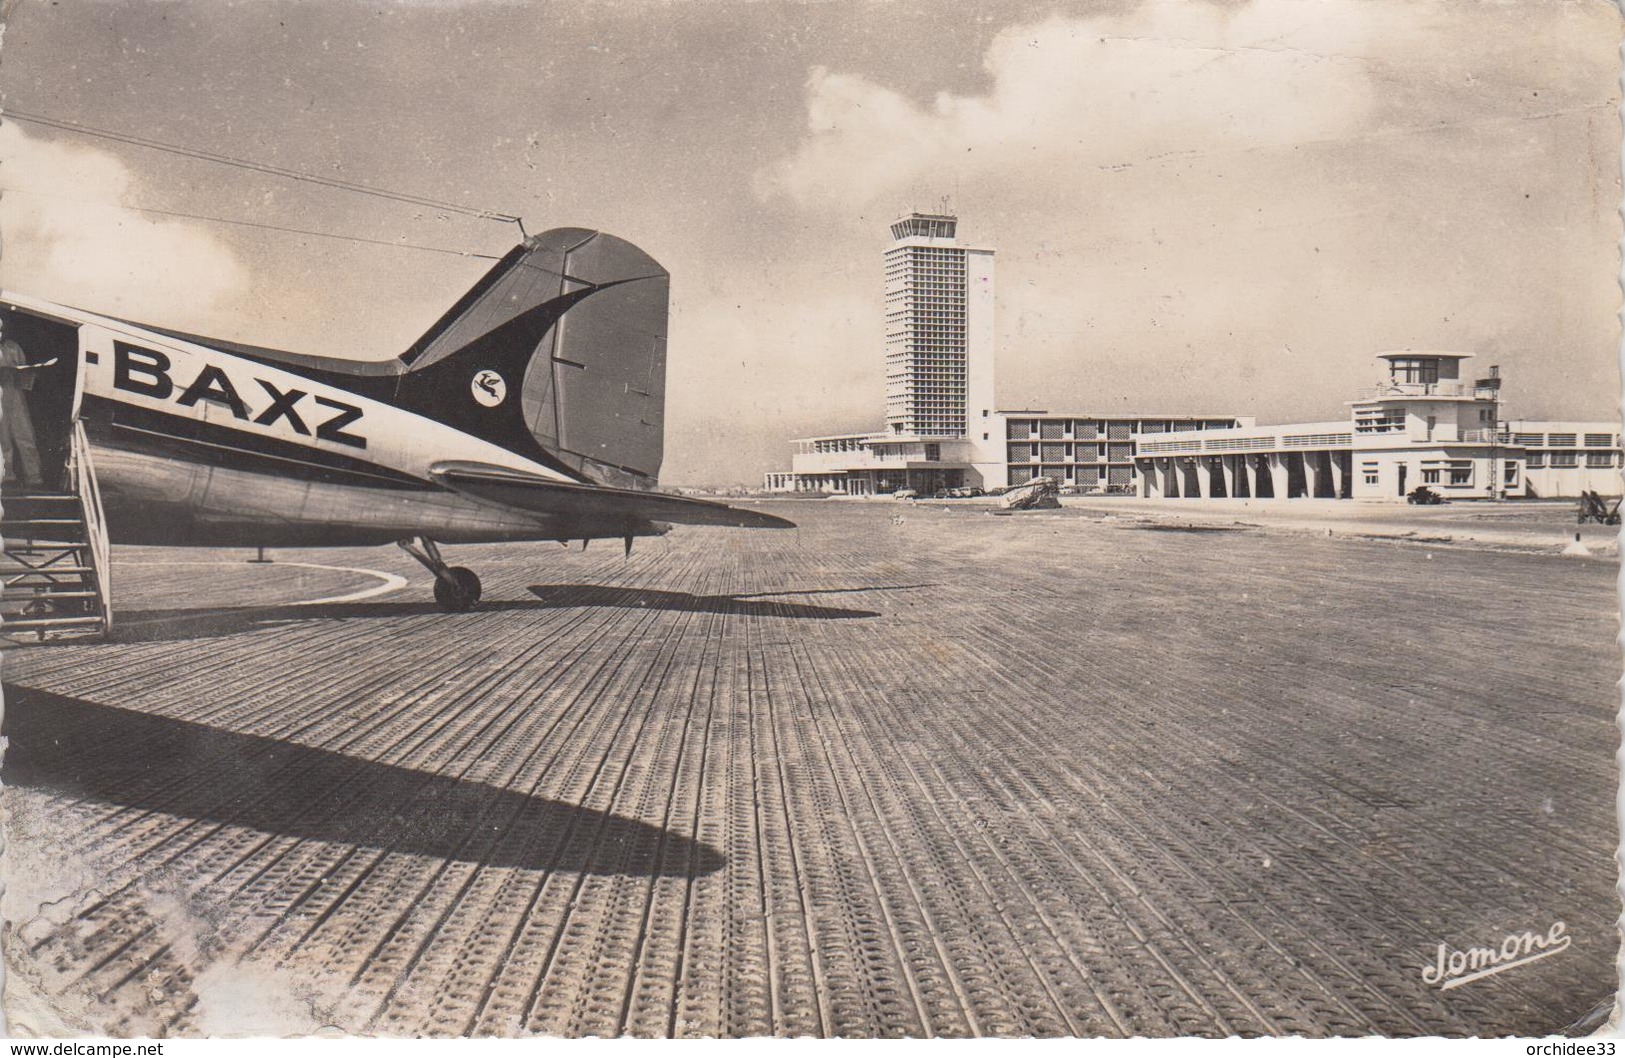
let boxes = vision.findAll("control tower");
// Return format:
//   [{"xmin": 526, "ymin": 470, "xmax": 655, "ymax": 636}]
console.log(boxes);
[{"xmin": 883, "ymin": 213, "xmax": 996, "ymax": 439}]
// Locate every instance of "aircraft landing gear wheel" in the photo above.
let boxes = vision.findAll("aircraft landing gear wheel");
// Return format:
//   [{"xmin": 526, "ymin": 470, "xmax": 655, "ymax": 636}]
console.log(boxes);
[
  {"xmin": 434, "ymin": 567, "xmax": 482, "ymax": 612},
  {"xmin": 398, "ymin": 537, "xmax": 483, "ymax": 613}
]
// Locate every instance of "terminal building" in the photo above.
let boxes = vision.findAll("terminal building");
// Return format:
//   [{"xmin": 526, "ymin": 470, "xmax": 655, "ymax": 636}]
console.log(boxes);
[
  {"xmin": 764, "ymin": 214, "xmax": 1241, "ymax": 495},
  {"xmin": 765, "ymin": 213, "xmax": 1621, "ymax": 502},
  {"xmin": 1135, "ymin": 352, "xmax": 1622, "ymax": 500}
]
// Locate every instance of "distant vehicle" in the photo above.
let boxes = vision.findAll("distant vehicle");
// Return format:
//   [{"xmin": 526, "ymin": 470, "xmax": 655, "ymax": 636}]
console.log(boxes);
[
  {"xmin": 933, "ymin": 486, "xmax": 984, "ymax": 499},
  {"xmin": 893, "ymin": 488, "xmax": 918, "ymax": 500},
  {"xmin": 1577, "ymin": 490, "xmax": 1621, "ymax": 525},
  {"xmin": 1406, "ymin": 486, "xmax": 1447, "ymax": 505},
  {"xmin": 1000, "ymin": 476, "xmax": 1062, "ymax": 511}
]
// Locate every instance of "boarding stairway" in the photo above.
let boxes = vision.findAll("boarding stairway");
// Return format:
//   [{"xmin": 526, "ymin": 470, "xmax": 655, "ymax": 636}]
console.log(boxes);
[{"xmin": 0, "ymin": 421, "xmax": 112, "ymax": 644}]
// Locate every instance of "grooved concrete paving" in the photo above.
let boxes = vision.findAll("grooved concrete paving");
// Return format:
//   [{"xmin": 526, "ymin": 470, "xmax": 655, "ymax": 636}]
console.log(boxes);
[{"xmin": 2, "ymin": 501, "xmax": 1617, "ymax": 1037}]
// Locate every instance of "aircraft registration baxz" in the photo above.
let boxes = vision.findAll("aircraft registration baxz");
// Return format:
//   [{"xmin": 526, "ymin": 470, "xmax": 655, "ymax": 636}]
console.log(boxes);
[{"xmin": 0, "ymin": 227, "xmax": 793, "ymax": 628}]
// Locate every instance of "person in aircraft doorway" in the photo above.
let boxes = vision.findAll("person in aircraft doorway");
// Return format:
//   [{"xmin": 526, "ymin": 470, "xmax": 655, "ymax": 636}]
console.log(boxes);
[{"xmin": 0, "ymin": 316, "xmax": 56, "ymax": 488}]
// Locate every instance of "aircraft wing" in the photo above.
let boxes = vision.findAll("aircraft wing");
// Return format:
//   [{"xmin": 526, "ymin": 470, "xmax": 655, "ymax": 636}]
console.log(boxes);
[{"xmin": 430, "ymin": 461, "xmax": 796, "ymax": 530}]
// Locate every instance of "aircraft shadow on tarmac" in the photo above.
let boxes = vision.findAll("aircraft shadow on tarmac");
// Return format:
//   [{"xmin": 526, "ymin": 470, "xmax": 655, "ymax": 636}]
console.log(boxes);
[
  {"xmin": 112, "ymin": 583, "xmax": 895, "ymax": 643},
  {"xmin": 526, "ymin": 583, "xmax": 893, "ymax": 618},
  {"xmin": 1, "ymin": 685, "xmax": 725, "ymax": 877}
]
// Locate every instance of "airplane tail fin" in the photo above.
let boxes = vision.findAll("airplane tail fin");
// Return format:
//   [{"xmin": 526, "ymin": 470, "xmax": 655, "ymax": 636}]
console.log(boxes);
[{"xmin": 392, "ymin": 228, "xmax": 670, "ymax": 490}]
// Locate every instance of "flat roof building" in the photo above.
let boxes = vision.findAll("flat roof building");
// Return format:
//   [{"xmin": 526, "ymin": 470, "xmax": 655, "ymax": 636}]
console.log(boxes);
[
  {"xmin": 1135, "ymin": 352, "xmax": 1622, "ymax": 501},
  {"xmin": 766, "ymin": 212, "xmax": 1243, "ymax": 495}
]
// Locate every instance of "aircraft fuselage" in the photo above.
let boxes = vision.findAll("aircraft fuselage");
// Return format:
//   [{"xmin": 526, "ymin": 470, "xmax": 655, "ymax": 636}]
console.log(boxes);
[{"xmin": 5, "ymin": 293, "xmax": 667, "ymax": 548}]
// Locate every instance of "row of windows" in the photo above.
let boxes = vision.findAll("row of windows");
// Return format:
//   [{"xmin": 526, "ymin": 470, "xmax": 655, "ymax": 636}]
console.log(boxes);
[
  {"xmin": 1388, "ymin": 359, "xmax": 1440, "ymax": 384},
  {"xmin": 1354, "ymin": 454, "xmax": 1620, "ymax": 480},
  {"xmin": 1010, "ymin": 466, "xmax": 1136, "ymax": 485},
  {"xmin": 1421, "ymin": 466, "xmax": 1473, "ymax": 486},
  {"xmin": 1413, "ymin": 459, "xmax": 1522, "ymax": 487},
  {"xmin": 1528, "ymin": 452, "xmax": 1619, "ymax": 468},
  {"xmin": 1354, "ymin": 409, "xmax": 1406, "ymax": 433},
  {"xmin": 1511, "ymin": 432, "xmax": 1619, "ymax": 447},
  {"xmin": 1004, "ymin": 419, "xmax": 1225, "ymax": 440},
  {"xmin": 1008, "ymin": 444, "xmax": 1135, "ymax": 462}
]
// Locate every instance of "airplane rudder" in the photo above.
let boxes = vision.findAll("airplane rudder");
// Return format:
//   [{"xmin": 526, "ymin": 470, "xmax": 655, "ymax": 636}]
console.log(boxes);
[{"xmin": 521, "ymin": 231, "xmax": 670, "ymax": 489}]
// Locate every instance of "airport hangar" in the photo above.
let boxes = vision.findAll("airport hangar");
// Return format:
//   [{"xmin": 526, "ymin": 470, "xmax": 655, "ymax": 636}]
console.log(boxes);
[{"xmin": 763, "ymin": 213, "xmax": 1621, "ymax": 502}]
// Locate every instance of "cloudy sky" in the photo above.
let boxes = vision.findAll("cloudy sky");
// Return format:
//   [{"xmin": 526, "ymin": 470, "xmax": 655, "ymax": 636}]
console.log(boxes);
[{"xmin": 1, "ymin": 0, "xmax": 1619, "ymax": 484}]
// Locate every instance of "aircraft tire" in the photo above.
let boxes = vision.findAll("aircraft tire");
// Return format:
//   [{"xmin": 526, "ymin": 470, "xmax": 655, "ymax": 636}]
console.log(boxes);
[{"xmin": 434, "ymin": 568, "xmax": 482, "ymax": 612}]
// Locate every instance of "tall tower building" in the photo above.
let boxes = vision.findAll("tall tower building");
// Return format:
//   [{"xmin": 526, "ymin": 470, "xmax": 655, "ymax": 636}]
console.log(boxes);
[{"xmin": 883, "ymin": 213, "xmax": 996, "ymax": 438}]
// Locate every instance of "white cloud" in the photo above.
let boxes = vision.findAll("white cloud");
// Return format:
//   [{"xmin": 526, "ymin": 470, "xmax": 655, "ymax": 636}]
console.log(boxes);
[
  {"xmin": 741, "ymin": 0, "xmax": 1620, "ymax": 459},
  {"xmin": 0, "ymin": 123, "xmax": 247, "ymax": 317},
  {"xmin": 758, "ymin": 0, "xmax": 1379, "ymax": 210}
]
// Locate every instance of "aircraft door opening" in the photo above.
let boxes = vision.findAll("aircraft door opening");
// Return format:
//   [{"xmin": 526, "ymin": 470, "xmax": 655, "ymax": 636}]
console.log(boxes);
[{"xmin": 1, "ymin": 308, "xmax": 81, "ymax": 492}]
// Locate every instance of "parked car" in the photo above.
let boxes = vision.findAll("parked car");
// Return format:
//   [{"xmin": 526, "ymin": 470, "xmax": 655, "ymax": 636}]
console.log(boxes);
[{"xmin": 893, "ymin": 488, "xmax": 918, "ymax": 500}]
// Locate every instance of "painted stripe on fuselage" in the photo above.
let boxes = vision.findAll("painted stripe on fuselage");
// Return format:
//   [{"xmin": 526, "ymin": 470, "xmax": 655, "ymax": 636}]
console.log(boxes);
[{"xmin": 86, "ymin": 396, "xmax": 437, "ymax": 490}]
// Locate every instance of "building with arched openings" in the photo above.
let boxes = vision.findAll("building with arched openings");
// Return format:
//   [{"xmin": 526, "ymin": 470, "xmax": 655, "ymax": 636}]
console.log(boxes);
[{"xmin": 1136, "ymin": 353, "xmax": 1621, "ymax": 501}]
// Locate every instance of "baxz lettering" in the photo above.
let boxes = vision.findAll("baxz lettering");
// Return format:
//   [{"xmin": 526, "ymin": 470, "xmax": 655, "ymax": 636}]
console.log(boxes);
[{"xmin": 113, "ymin": 341, "xmax": 366, "ymax": 449}]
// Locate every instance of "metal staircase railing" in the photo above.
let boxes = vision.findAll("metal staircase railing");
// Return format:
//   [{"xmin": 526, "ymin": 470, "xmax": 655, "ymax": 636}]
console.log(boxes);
[
  {"xmin": 0, "ymin": 420, "xmax": 111, "ymax": 644},
  {"xmin": 71, "ymin": 420, "xmax": 112, "ymax": 630}
]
